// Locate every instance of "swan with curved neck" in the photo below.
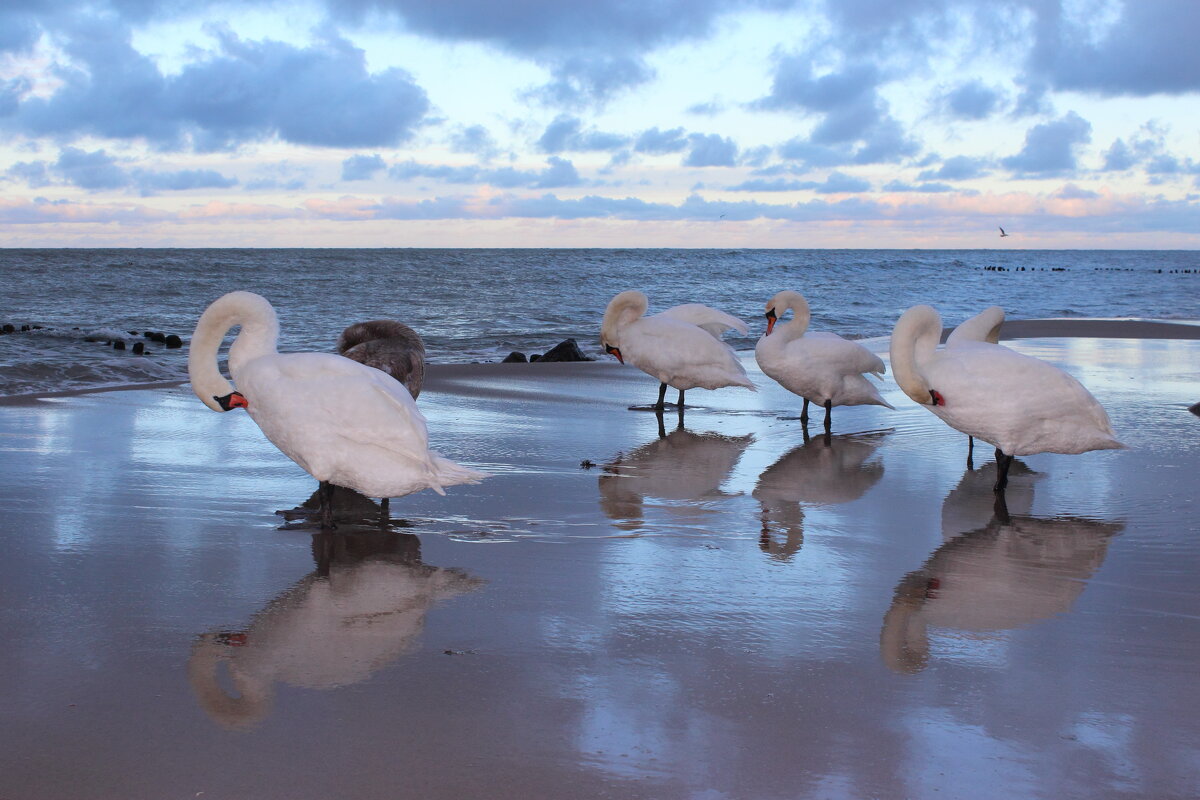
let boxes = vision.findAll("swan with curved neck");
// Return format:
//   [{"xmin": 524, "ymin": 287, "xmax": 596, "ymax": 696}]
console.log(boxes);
[
  {"xmin": 188, "ymin": 291, "xmax": 486, "ymax": 525},
  {"xmin": 889, "ymin": 304, "xmax": 1123, "ymax": 491},
  {"xmin": 600, "ymin": 290, "xmax": 755, "ymax": 411},
  {"xmin": 754, "ymin": 290, "xmax": 891, "ymax": 435}
]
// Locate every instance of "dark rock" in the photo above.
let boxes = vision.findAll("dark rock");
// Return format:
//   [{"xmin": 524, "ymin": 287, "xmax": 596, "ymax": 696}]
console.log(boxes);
[
  {"xmin": 132, "ymin": 341, "xmax": 145, "ymax": 355},
  {"xmin": 164, "ymin": 334, "xmax": 183, "ymax": 348},
  {"xmin": 534, "ymin": 338, "xmax": 593, "ymax": 363},
  {"xmin": 128, "ymin": 330, "xmax": 139, "ymax": 336},
  {"xmin": 147, "ymin": 331, "xmax": 166, "ymax": 343},
  {"xmin": 501, "ymin": 351, "xmax": 528, "ymax": 363},
  {"xmin": 20, "ymin": 325, "xmax": 30, "ymax": 331},
  {"xmin": 0, "ymin": 324, "xmax": 13, "ymax": 334},
  {"xmin": 1190, "ymin": 401, "xmax": 1200, "ymax": 417},
  {"xmin": 529, "ymin": 354, "xmax": 541, "ymax": 362},
  {"xmin": 113, "ymin": 340, "xmax": 126, "ymax": 350}
]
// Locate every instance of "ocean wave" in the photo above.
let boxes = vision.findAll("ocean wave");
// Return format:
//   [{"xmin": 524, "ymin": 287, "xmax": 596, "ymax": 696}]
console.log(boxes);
[
  {"xmin": 3, "ymin": 247, "xmax": 1197, "ymax": 397},
  {"xmin": 0, "ymin": 355, "xmax": 187, "ymax": 397}
]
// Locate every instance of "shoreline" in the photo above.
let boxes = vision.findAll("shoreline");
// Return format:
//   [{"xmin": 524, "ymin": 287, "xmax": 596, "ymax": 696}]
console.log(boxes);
[
  {"xmin": 1, "ymin": 330, "xmax": 1198, "ymax": 799},
  {"xmin": 2, "ymin": 316, "xmax": 1198, "ymax": 407}
]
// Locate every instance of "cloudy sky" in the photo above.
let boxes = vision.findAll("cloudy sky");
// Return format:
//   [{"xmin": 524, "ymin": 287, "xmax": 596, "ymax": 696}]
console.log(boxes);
[{"xmin": 1, "ymin": 0, "xmax": 1197, "ymax": 247}]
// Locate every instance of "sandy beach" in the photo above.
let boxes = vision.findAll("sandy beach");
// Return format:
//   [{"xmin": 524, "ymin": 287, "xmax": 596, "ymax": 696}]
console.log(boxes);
[{"xmin": 2, "ymin": 321, "xmax": 1199, "ymax": 799}]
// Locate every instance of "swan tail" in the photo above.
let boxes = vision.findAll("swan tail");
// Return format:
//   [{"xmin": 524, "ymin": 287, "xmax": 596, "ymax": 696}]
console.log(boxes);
[
  {"xmin": 428, "ymin": 452, "xmax": 490, "ymax": 491},
  {"xmin": 740, "ymin": 377, "xmax": 758, "ymax": 392}
]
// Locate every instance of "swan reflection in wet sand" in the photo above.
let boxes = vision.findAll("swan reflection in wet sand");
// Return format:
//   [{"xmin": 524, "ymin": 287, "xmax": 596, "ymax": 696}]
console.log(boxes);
[
  {"xmin": 940, "ymin": 457, "xmax": 1043, "ymax": 541},
  {"xmin": 754, "ymin": 430, "xmax": 889, "ymax": 560},
  {"xmin": 881, "ymin": 491, "xmax": 1122, "ymax": 674},
  {"xmin": 598, "ymin": 413, "xmax": 753, "ymax": 529},
  {"xmin": 188, "ymin": 530, "xmax": 484, "ymax": 729}
]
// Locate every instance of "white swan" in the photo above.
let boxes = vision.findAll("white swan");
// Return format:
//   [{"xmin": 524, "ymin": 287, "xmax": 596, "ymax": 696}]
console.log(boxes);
[
  {"xmin": 337, "ymin": 320, "xmax": 425, "ymax": 400},
  {"xmin": 945, "ymin": 305, "xmax": 1005, "ymax": 462},
  {"xmin": 600, "ymin": 290, "xmax": 756, "ymax": 410},
  {"xmin": 754, "ymin": 290, "xmax": 891, "ymax": 434},
  {"xmin": 188, "ymin": 291, "xmax": 486, "ymax": 525},
  {"xmin": 889, "ymin": 304, "xmax": 1123, "ymax": 491}
]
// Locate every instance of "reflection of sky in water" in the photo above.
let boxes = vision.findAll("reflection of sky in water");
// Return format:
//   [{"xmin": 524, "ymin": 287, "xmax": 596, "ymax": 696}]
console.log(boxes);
[
  {"xmin": 903, "ymin": 709, "xmax": 1038, "ymax": 800},
  {"xmin": 0, "ymin": 337, "xmax": 1198, "ymax": 798}
]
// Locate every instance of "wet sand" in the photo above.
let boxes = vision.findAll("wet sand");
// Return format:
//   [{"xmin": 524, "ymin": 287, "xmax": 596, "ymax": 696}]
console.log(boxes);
[{"xmin": 2, "ymin": 322, "xmax": 1199, "ymax": 799}]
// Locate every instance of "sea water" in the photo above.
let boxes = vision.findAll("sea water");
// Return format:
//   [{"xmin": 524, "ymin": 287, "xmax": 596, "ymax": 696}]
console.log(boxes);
[{"xmin": 1, "ymin": 248, "xmax": 1197, "ymax": 397}]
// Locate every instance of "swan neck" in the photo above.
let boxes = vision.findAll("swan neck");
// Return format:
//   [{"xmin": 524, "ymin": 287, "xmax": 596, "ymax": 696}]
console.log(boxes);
[
  {"xmin": 781, "ymin": 295, "xmax": 810, "ymax": 339},
  {"xmin": 890, "ymin": 306, "xmax": 940, "ymax": 404},
  {"xmin": 187, "ymin": 635, "xmax": 272, "ymax": 729},
  {"xmin": 601, "ymin": 291, "xmax": 648, "ymax": 346},
  {"xmin": 188, "ymin": 292, "xmax": 279, "ymax": 411}
]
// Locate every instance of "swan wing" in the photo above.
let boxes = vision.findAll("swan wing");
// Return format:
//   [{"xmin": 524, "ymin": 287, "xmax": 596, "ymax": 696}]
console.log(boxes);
[
  {"xmin": 928, "ymin": 344, "xmax": 1120, "ymax": 453},
  {"xmin": 246, "ymin": 353, "xmax": 435, "ymax": 467},
  {"xmin": 624, "ymin": 318, "xmax": 753, "ymax": 388},
  {"xmin": 656, "ymin": 304, "xmax": 750, "ymax": 337},
  {"xmin": 789, "ymin": 333, "xmax": 886, "ymax": 376},
  {"xmin": 947, "ymin": 307, "xmax": 1005, "ymax": 347}
]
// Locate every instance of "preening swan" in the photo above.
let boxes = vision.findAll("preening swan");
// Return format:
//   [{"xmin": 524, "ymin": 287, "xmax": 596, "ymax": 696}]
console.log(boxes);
[
  {"xmin": 600, "ymin": 290, "xmax": 755, "ymax": 411},
  {"xmin": 945, "ymin": 305, "xmax": 1005, "ymax": 464},
  {"xmin": 188, "ymin": 291, "xmax": 486, "ymax": 526},
  {"xmin": 337, "ymin": 320, "xmax": 425, "ymax": 400},
  {"xmin": 889, "ymin": 304, "xmax": 1123, "ymax": 492},
  {"xmin": 754, "ymin": 290, "xmax": 891, "ymax": 435}
]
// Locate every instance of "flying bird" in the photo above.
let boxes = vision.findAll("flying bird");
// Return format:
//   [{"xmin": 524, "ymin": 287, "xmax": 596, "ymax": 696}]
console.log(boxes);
[{"xmin": 999, "ymin": 226, "xmax": 1009, "ymax": 237}]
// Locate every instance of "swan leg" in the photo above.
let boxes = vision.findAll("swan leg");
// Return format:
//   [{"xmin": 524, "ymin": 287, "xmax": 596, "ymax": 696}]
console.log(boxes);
[
  {"xmin": 992, "ymin": 492, "xmax": 1011, "ymax": 523},
  {"xmin": 655, "ymin": 382, "xmax": 668, "ymax": 411},
  {"xmin": 967, "ymin": 436, "xmax": 975, "ymax": 470},
  {"xmin": 656, "ymin": 410, "xmax": 667, "ymax": 439},
  {"xmin": 677, "ymin": 388, "xmax": 685, "ymax": 409},
  {"xmin": 993, "ymin": 452, "xmax": 1014, "ymax": 493},
  {"xmin": 823, "ymin": 400, "xmax": 832, "ymax": 436},
  {"xmin": 380, "ymin": 496, "xmax": 390, "ymax": 528},
  {"xmin": 318, "ymin": 480, "xmax": 337, "ymax": 530},
  {"xmin": 312, "ymin": 532, "xmax": 333, "ymax": 577},
  {"xmin": 800, "ymin": 398, "xmax": 810, "ymax": 424}
]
